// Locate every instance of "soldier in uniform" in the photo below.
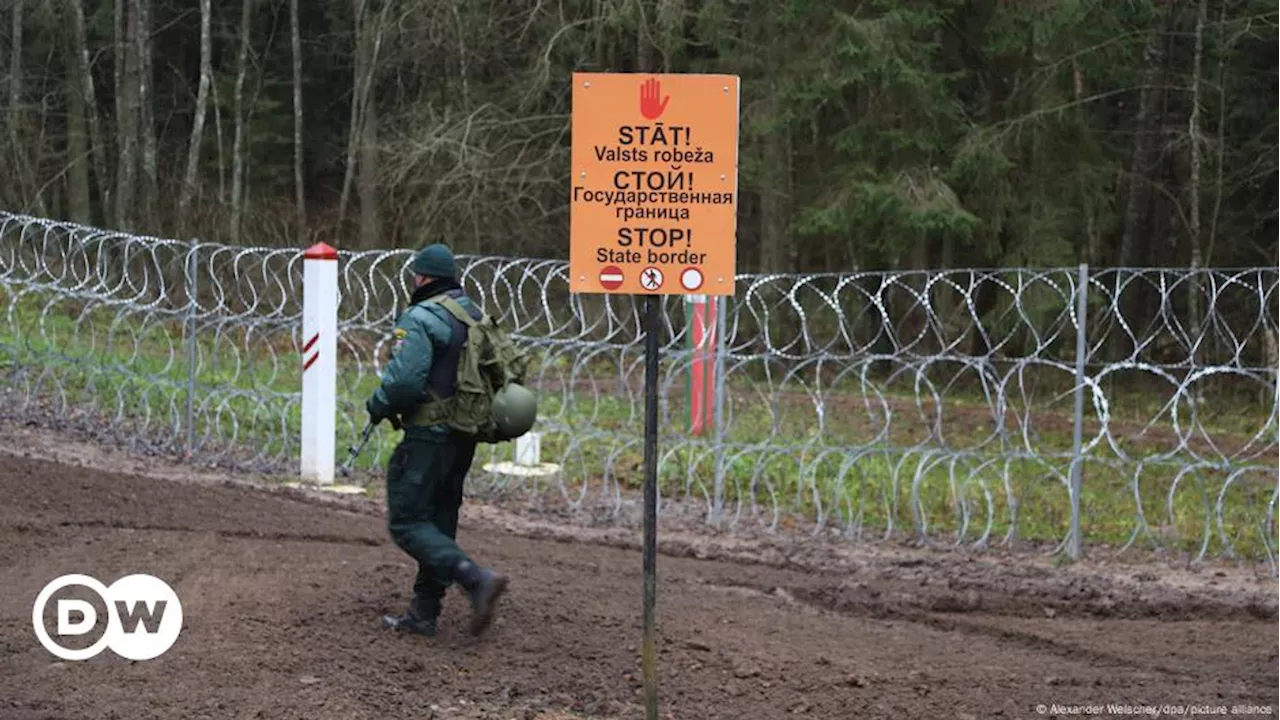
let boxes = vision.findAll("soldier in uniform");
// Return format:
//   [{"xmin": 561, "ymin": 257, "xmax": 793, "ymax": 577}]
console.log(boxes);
[{"xmin": 365, "ymin": 243, "xmax": 509, "ymax": 637}]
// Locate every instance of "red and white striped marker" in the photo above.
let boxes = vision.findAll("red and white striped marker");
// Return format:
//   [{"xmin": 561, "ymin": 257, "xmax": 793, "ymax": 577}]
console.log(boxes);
[
  {"xmin": 302, "ymin": 332, "xmax": 320, "ymax": 371},
  {"xmin": 301, "ymin": 241, "xmax": 338, "ymax": 485}
]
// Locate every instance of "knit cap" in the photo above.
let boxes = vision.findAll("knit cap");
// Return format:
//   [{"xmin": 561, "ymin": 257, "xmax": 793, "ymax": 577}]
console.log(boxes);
[{"xmin": 410, "ymin": 243, "xmax": 458, "ymax": 278}]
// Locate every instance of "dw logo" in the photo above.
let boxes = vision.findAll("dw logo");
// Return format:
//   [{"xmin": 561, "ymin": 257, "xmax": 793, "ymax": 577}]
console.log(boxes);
[{"xmin": 32, "ymin": 574, "xmax": 184, "ymax": 661}]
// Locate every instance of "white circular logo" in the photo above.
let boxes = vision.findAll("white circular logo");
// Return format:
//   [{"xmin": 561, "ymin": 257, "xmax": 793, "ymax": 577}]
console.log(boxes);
[{"xmin": 32, "ymin": 573, "xmax": 184, "ymax": 661}]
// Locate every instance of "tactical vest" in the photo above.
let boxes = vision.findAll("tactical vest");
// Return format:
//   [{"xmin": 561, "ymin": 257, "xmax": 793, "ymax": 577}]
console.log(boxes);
[{"xmin": 420, "ymin": 288, "xmax": 482, "ymax": 403}]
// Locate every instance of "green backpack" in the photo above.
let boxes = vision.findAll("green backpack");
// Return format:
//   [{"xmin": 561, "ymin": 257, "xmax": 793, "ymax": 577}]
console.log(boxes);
[{"xmin": 412, "ymin": 295, "xmax": 537, "ymax": 443}]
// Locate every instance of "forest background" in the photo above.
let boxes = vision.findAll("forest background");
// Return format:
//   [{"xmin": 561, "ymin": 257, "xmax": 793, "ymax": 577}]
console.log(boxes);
[{"xmin": 0, "ymin": 0, "xmax": 1275, "ymax": 277}]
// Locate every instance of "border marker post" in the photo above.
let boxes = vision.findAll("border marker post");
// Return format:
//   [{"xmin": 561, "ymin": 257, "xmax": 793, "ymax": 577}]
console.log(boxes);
[
  {"xmin": 300, "ymin": 241, "xmax": 339, "ymax": 486},
  {"xmin": 685, "ymin": 293, "xmax": 718, "ymax": 437}
]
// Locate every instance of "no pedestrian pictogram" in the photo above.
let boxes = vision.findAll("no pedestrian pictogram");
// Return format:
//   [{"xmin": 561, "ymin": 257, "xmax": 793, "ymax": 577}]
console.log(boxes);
[{"xmin": 640, "ymin": 267, "xmax": 664, "ymax": 291}]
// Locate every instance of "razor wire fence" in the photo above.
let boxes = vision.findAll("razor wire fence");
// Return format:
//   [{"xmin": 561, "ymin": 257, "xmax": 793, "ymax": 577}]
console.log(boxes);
[{"xmin": 0, "ymin": 211, "xmax": 1276, "ymax": 567}]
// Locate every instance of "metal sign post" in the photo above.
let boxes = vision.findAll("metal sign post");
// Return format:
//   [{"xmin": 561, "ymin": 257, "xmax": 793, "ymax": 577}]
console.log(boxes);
[
  {"xmin": 568, "ymin": 71, "xmax": 740, "ymax": 720},
  {"xmin": 640, "ymin": 293, "xmax": 661, "ymax": 718}
]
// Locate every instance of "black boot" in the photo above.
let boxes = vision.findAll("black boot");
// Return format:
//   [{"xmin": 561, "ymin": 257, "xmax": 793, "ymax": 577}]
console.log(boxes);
[
  {"xmin": 381, "ymin": 594, "xmax": 440, "ymax": 637},
  {"xmin": 452, "ymin": 560, "xmax": 509, "ymax": 636}
]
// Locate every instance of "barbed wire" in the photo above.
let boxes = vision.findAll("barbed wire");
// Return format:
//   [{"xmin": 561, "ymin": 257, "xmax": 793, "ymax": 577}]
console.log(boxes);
[{"xmin": 0, "ymin": 212, "xmax": 1276, "ymax": 567}]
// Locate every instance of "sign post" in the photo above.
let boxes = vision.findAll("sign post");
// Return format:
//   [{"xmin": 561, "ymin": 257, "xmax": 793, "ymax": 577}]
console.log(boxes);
[{"xmin": 569, "ymin": 72, "xmax": 740, "ymax": 720}]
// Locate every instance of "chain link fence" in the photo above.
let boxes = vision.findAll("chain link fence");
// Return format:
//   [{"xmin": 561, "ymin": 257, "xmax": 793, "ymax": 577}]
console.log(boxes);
[{"xmin": 1, "ymin": 212, "xmax": 1276, "ymax": 567}]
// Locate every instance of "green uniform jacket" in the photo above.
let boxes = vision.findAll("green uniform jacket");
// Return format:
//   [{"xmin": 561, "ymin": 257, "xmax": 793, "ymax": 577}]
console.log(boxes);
[{"xmin": 366, "ymin": 287, "xmax": 481, "ymax": 438}]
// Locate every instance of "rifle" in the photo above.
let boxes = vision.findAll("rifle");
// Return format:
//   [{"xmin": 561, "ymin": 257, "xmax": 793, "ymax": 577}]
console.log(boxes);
[
  {"xmin": 339, "ymin": 416, "xmax": 403, "ymax": 478},
  {"xmin": 340, "ymin": 422, "xmax": 375, "ymax": 478}
]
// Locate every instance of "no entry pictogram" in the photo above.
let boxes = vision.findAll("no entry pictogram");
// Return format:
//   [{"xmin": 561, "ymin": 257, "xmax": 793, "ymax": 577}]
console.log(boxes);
[
  {"xmin": 568, "ymin": 72, "xmax": 740, "ymax": 297},
  {"xmin": 599, "ymin": 265, "xmax": 625, "ymax": 290}
]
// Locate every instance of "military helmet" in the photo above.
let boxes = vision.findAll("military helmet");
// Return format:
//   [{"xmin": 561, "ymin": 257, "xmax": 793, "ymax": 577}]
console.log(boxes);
[{"xmin": 492, "ymin": 382, "xmax": 537, "ymax": 439}]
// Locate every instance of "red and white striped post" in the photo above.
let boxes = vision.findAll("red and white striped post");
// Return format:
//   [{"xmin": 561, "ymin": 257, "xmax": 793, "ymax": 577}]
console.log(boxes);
[
  {"xmin": 685, "ymin": 294, "xmax": 718, "ymax": 436},
  {"xmin": 300, "ymin": 241, "xmax": 338, "ymax": 485}
]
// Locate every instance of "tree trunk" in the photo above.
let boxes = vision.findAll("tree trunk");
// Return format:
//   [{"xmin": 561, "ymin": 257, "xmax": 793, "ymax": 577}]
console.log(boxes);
[
  {"xmin": 450, "ymin": 0, "xmax": 469, "ymax": 107},
  {"xmin": 212, "ymin": 72, "xmax": 225, "ymax": 202},
  {"xmin": 1113, "ymin": 9, "xmax": 1171, "ymax": 360},
  {"xmin": 65, "ymin": 22, "xmax": 91, "ymax": 224},
  {"xmin": 114, "ymin": 0, "xmax": 140, "ymax": 230},
  {"xmin": 338, "ymin": 0, "xmax": 366, "ymax": 229},
  {"xmin": 358, "ymin": 87, "xmax": 380, "ymax": 247},
  {"xmin": 113, "ymin": 0, "xmax": 123, "ymax": 223},
  {"xmin": 1187, "ymin": 0, "xmax": 1205, "ymax": 278},
  {"xmin": 1071, "ymin": 59, "xmax": 1100, "ymax": 265},
  {"xmin": 5, "ymin": 2, "xmax": 20, "ymax": 145},
  {"xmin": 656, "ymin": 0, "xmax": 683, "ymax": 72},
  {"xmin": 67, "ymin": 0, "xmax": 110, "ymax": 221},
  {"xmin": 593, "ymin": 0, "xmax": 607, "ymax": 68},
  {"xmin": 1205, "ymin": 0, "xmax": 1228, "ymax": 269},
  {"xmin": 178, "ymin": 0, "xmax": 212, "ymax": 235},
  {"xmin": 113, "ymin": 0, "xmax": 123, "ymax": 130},
  {"xmin": 636, "ymin": 0, "xmax": 657, "ymax": 73},
  {"xmin": 290, "ymin": 0, "xmax": 306, "ymax": 243},
  {"xmin": 344, "ymin": 0, "xmax": 386, "ymax": 247},
  {"xmin": 1186, "ymin": 0, "xmax": 1206, "ymax": 398},
  {"xmin": 229, "ymin": 0, "xmax": 253, "ymax": 244},
  {"xmin": 137, "ymin": 0, "xmax": 158, "ymax": 229},
  {"xmin": 1117, "ymin": 26, "xmax": 1164, "ymax": 270},
  {"xmin": 7, "ymin": 0, "xmax": 41, "ymax": 212},
  {"xmin": 758, "ymin": 93, "xmax": 793, "ymax": 274},
  {"xmin": 361, "ymin": 5, "xmax": 392, "ymax": 247}
]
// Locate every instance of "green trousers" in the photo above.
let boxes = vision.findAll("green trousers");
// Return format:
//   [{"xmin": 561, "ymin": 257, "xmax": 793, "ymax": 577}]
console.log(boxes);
[{"xmin": 384, "ymin": 433, "xmax": 478, "ymax": 604}]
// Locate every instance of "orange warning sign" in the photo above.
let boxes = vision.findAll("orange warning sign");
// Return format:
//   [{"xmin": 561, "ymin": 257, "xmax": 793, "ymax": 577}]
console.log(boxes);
[{"xmin": 569, "ymin": 72, "xmax": 740, "ymax": 296}]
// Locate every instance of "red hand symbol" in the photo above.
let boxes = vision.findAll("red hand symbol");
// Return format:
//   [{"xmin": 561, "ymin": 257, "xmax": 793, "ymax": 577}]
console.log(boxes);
[{"xmin": 639, "ymin": 78, "xmax": 669, "ymax": 120}]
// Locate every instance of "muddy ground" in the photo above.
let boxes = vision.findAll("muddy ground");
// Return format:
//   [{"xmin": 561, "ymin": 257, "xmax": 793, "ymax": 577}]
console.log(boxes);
[{"xmin": 0, "ymin": 427, "xmax": 1277, "ymax": 720}]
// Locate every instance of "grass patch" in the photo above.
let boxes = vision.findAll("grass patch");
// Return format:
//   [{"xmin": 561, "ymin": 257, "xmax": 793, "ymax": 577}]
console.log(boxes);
[{"xmin": 2, "ymin": 285, "xmax": 1275, "ymax": 561}]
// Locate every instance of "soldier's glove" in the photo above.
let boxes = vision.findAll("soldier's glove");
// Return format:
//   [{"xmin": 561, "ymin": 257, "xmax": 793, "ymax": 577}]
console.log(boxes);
[{"xmin": 366, "ymin": 398, "xmax": 404, "ymax": 431}]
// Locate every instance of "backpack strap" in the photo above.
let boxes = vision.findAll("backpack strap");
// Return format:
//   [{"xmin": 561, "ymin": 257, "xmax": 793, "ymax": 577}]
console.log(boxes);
[
  {"xmin": 430, "ymin": 296, "xmax": 481, "ymax": 328},
  {"xmin": 406, "ymin": 296, "xmax": 484, "ymax": 430}
]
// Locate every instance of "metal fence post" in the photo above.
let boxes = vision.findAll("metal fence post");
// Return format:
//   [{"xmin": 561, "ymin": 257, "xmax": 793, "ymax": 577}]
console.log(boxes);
[
  {"xmin": 1068, "ymin": 263, "xmax": 1089, "ymax": 560},
  {"xmin": 184, "ymin": 238, "xmax": 199, "ymax": 458},
  {"xmin": 712, "ymin": 294, "xmax": 728, "ymax": 527}
]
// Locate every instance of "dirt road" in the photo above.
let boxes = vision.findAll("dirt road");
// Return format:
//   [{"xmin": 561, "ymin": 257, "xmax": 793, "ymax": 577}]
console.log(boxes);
[{"xmin": 0, "ymin": 445, "xmax": 1276, "ymax": 720}]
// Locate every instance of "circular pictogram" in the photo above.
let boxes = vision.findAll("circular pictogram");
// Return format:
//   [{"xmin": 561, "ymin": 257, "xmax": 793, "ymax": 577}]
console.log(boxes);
[
  {"xmin": 639, "ymin": 267, "xmax": 665, "ymax": 291},
  {"xmin": 599, "ymin": 265, "xmax": 625, "ymax": 290},
  {"xmin": 679, "ymin": 267, "xmax": 704, "ymax": 292}
]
